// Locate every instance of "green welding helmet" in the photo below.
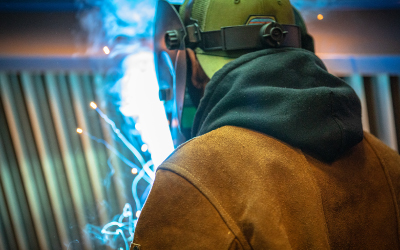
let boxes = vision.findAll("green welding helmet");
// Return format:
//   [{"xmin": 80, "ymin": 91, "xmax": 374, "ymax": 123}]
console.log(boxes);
[{"xmin": 154, "ymin": 0, "xmax": 309, "ymax": 141}]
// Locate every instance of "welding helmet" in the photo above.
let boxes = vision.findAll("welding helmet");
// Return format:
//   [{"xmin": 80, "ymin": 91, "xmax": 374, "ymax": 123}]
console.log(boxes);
[{"xmin": 154, "ymin": 0, "xmax": 311, "ymax": 142}]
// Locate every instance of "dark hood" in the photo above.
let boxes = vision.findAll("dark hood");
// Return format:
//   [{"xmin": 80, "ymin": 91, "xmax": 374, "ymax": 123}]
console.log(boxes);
[{"xmin": 192, "ymin": 48, "xmax": 363, "ymax": 162}]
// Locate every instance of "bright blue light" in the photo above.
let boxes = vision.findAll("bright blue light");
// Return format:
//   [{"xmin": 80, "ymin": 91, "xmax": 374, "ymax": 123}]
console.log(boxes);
[
  {"xmin": 119, "ymin": 52, "xmax": 174, "ymax": 168},
  {"xmin": 78, "ymin": 0, "xmax": 174, "ymax": 248}
]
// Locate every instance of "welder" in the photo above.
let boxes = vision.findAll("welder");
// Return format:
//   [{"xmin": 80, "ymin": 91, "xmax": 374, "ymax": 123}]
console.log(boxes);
[{"xmin": 131, "ymin": 0, "xmax": 400, "ymax": 249}]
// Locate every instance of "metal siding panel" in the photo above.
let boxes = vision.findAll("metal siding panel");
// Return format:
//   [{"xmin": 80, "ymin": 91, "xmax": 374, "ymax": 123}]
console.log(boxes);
[
  {"xmin": 0, "ymin": 73, "xmax": 32, "ymax": 250},
  {"xmin": 44, "ymin": 72, "xmax": 93, "ymax": 250},
  {"xmin": 21, "ymin": 72, "xmax": 72, "ymax": 249},
  {"xmin": 56, "ymin": 73, "xmax": 97, "ymax": 216},
  {"xmin": 0, "ymin": 73, "xmax": 50, "ymax": 250},
  {"xmin": 19, "ymin": 72, "xmax": 61, "ymax": 250},
  {"xmin": 57, "ymin": 74, "xmax": 104, "ymax": 249},
  {"xmin": 0, "ymin": 180, "xmax": 18, "ymax": 250},
  {"xmin": 0, "ymin": 183, "xmax": 8, "ymax": 250},
  {"xmin": 37, "ymin": 75, "xmax": 82, "ymax": 249},
  {"xmin": 0, "ymin": 137, "xmax": 23, "ymax": 250},
  {"xmin": 0, "ymin": 70, "xmax": 133, "ymax": 250}
]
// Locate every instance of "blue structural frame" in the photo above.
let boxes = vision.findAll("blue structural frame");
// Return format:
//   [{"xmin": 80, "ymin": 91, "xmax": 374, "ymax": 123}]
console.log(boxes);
[
  {"xmin": 322, "ymin": 55, "xmax": 400, "ymax": 75},
  {"xmin": 1, "ymin": 56, "xmax": 399, "ymax": 75},
  {"xmin": 0, "ymin": 3, "xmax": 84, "ymax": 12},
  {"xmin": 0, "ymin": 57, "xmax": 123, "ymax": 72},
  {"xmin": 1, "ymin": 0, "xmax": 400, "ymax": 12},
  {"xmin": 291, "ymin": 0, "xmax": 400, "ymax": 10}
]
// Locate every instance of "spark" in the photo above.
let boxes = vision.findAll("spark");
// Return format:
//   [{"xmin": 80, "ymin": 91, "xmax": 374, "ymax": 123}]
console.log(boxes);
[
  {"xmin": 77, "ymin": 129, "xmax": 152, "ymax": 183},
  {"xmin": 103, "ymin": 46, "xmax": 111, "ymax": 55},
  {"xmin": 90, "ymin": 101, "xmax": 98, "ymax": 109},
  {"xmin": 101, "ymin": 204, "xmax": 134, "ymax": 250},
  {"xmin": 132, "ymin": 162, "xmax": 153, "ymax": 212},
  {"xmin": 91, "ymin": 104, "xmax": 155, "ymax": 180},
  {"xmin": 318, "ymin": 14, "xmax": 324, "ymax": 20},
  {"xmin": 76, "ymin": 128, "xmax": 83, "ymax": 134},
  {"xmin": 80, "ymin": 104, "xmax": 154, "ymax": 248}
]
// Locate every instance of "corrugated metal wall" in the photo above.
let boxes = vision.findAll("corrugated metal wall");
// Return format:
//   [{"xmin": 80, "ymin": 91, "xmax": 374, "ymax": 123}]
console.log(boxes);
[
  {"xmin": 0, "ymin": 71, "xmax": 145, "ymax": 250},
  {"xmin": 0, "ymin": 71, "xmax": 399, "ymax": 250}
]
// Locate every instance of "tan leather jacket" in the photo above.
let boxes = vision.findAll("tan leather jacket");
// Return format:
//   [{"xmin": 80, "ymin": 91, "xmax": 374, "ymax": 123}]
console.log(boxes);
[{"xmin": 133, "ymin": 126, "xmax": 400, "ymax": 249}]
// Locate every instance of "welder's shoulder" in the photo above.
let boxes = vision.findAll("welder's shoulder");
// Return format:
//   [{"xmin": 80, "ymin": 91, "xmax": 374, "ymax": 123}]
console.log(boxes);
[
  {"xmin": 363, "ymin": 132, "xmax": 400, "ymax": 196},
  {"xmin": 133, "ymin": 126, "xmax": 278, "ymax": 250},
  {"xmin": 132, "ymin": 126, "xmax": 302, "ymax": 249},
  {"xmin": 364, "ymin": 132, "xmax": 400, "ymax": 167},
  {"xmin": 132, "ymin": 168, "xmax": 240, "ymax": 250},
  {"xmin": 163, "ymin": 125, "xmax": 303, "ymax": 171}
]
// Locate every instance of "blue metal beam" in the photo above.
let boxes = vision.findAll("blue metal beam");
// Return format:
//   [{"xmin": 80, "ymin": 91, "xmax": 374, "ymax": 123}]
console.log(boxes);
[
  {"xmin": 2, "ymin": 0, "xmax": 400, "ymax": 12},
  {"xmin": 0, "ymin": 56, "xmax": 123, "ymax": 72},
  {"xmin": 0, "ymin": 2, "xmax": 90, "ymax": 12},
  {"xmin": 0, "ymin": 55, "xmax": 399, "ymax": 75},
  {"xmin": 321, "ymin": 55, "xmax": 400, "ymax": 75},
  {"xmin": 291, "ymin": 0, "xmax": 400, "ymax": 10}
]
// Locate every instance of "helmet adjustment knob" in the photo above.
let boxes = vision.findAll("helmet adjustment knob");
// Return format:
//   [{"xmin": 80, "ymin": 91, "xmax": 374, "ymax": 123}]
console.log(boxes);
[
  {"xmin": 260, "ymin": 22, "xmax": 288, "ymax": 48},
  {"xmin": 165, "ymin": 30, "xmax": 181, "ymax": 50}
]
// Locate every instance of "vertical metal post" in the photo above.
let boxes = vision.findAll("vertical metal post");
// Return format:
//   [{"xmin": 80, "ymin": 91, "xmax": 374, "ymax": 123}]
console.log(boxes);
[
  {"xmin": 345, "ymin": 74, "xmax": 370, "ymax": 132},
  {"xmin": 390, "ymin": 76, "xmax": 400, "ymax": 153},
  {"xmin": 371, "ymin": 74, "xmax": 398, "ymax": 151}
]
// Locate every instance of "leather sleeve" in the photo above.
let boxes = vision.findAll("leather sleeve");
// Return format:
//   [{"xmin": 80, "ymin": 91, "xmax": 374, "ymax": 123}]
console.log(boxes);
[{"xmin": 132, "ymin": 169, "xmax": 241, "ymax": 250}]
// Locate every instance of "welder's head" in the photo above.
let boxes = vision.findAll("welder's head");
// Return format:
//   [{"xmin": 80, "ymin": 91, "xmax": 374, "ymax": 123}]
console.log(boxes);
[
  {"xmin": 180, "ymin": 0, "xmax": 295, "ymax": 79},
  {"xmin": 154, "ymin": 0, "xmax": 313, "ymax": 142}
]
